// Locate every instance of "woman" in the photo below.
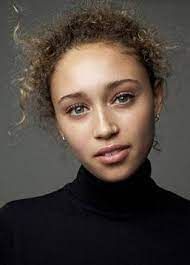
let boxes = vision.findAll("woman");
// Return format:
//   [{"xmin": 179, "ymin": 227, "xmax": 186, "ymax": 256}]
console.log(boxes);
[{"xmin": 1, "ymin": 1, "xmax": 190, "ymax": 265}]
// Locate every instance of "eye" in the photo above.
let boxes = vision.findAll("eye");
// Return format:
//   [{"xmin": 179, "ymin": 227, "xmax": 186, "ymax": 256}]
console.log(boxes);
[
  {"xmin": 113, "ymin": 92, "xmax": 135, "ymax": 104},
  {"xmin": 66, "ymin": 92, "xmax": 135, "ymax": 117},
  {"xmin": 66, "ymin": 103, "xmax": 87, "ymax": 116}
]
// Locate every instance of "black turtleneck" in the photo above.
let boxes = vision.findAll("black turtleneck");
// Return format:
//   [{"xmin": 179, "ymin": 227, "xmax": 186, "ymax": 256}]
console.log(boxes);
[
  {"xmin": 0, "ymin": 158, "xmax": 190, "ymax": 265},
  {"xmin": 66, "ymin": 158, "xmax": 158, "ymax": 218}
]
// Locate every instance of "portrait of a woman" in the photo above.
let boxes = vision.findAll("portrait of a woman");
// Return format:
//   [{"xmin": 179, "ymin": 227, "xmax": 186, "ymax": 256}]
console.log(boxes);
[{"xmin": 1, "ymin": 1, "xmax": 190, "ymax": 265}]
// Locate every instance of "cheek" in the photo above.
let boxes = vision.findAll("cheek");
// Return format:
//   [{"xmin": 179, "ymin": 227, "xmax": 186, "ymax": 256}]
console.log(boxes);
[
  {"xmin": 73, "ymin": 139, "xmax": 86, "ymax": 154},
  {"xmin": 60, "ymin": 124, "xmax": 88, "ymax": 158},
  {"xmin": 129, "ymin": 104, "xmax": 154, "ymax": 145},
  {"xmin": 71, "ymin": 140, "xmax": 89, "ymax": 162}
]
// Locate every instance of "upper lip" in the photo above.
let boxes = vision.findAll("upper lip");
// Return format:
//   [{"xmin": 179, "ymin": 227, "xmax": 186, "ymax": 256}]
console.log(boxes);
[{"xmin": 94, "ymin": 144, "xmax": 130, "ymax": 156}]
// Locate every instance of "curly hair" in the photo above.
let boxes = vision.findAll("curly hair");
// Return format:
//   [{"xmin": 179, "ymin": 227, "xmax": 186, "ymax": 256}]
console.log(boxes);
[{"xmin": 10, "ymin": 0, "xmax": 173, "ymax": 151}]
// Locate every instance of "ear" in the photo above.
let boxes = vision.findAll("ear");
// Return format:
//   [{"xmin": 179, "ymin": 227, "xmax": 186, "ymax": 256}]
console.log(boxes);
[
  {"xmin": 55, "ymin": 120, "xmax": 64, "ymax": 138},
  {"xmin": 153, "ymin": 79, "xmax": 165, "ymax": 115}
]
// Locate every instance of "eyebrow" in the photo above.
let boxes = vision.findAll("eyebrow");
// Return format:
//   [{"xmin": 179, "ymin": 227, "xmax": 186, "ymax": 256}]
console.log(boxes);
[{"xmin": 58, "ymin": 78, "xmax": 141, "ymax": 104}]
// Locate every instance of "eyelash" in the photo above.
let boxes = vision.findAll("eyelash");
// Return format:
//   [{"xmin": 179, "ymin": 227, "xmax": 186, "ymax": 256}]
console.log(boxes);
[{"xmin": 65, "ymin": 92, "xmax": 135, "ymax": 116}]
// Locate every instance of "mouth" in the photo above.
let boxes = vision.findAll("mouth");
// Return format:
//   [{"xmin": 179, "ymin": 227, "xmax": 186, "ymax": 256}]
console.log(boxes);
[{"xmin": 95, "ymin": 146, "xmax": 130, "ymax": 165}]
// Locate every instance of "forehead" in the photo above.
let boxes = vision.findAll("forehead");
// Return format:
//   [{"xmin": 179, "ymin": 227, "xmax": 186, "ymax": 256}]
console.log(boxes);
[
  {"xmin": 51, "ymin": 42, "xmax": 149, "ymax": 92},
  {"xmin": 55, "ymin": 42, "xmax": 144, "ymax": 70}
]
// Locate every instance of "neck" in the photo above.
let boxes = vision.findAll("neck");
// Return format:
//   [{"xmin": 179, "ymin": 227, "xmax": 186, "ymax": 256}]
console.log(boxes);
[{"xmin": 66, "ymin": 158, "xmax": 159, "ymax": 219}]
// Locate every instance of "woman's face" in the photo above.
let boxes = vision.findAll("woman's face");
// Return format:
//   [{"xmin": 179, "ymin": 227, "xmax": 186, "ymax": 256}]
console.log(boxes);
[{"xmin": 50, "ymin": 42, "xmax": 164, "ymax": 182}]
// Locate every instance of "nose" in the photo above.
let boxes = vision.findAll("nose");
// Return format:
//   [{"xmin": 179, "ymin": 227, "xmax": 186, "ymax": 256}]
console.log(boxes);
[{"xmin": 93, "ymin": 108, "xmax": 119, "ymax": 139}]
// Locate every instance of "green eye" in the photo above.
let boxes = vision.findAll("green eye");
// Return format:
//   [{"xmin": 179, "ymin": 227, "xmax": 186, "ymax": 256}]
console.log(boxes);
[
  {"xmin": 66, "ymin": 92, "xmax": 135, "ymax": 117},
  {"xmin": 114, "ymin": 92, "xmax": 135, "ymax": 104},
  {"xmin": 66, "ymin": 104, "xmax": 87, "ymax": 116}
]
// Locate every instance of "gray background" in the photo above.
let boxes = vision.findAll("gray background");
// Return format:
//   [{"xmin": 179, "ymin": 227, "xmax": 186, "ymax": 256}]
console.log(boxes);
[{"xmin": 1, "ymin": 0, "xmax": 190, "ymax": 207}]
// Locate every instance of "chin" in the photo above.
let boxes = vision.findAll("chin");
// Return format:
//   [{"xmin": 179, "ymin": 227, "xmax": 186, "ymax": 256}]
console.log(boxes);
[{"xmin": 98, "ymin": 164, "xmax": 132, "ymax": 182}]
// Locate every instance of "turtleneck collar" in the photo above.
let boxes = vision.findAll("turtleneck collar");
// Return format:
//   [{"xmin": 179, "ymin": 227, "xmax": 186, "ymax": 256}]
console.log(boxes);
[{"xmin": 66, "ymin": 158, "xmax": 159, "ymax": 218}]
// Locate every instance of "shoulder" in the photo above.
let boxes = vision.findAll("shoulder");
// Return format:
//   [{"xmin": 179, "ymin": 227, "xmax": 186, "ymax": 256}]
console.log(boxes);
[
  {"xmin": 154, "ymin": 184, "xmax": 190, "ymax": 216},
  {"xmin": 0, "ymin": 185, "xmax": 72, "ymax": 262},
  {"xmin": 0, "ymin": 184, "xmax": 70, "ymax": 223},
  {"xmin": 156, "ymin": 185, "xmax": 190, "ymax": 204}
]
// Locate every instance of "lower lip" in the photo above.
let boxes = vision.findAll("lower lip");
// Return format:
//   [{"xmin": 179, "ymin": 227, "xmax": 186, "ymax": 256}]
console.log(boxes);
[{"xmin": 95, "ymin": 147, "xmax": 130, "ymax": 165}]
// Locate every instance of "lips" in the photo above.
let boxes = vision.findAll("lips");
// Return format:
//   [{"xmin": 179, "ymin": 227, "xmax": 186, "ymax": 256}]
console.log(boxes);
[
  {"xmin": 95, "ymin": 147, "xmax": 130, "ymax": 164},
  {"xmin": 94, "ymin": 144, "xmax": 130, "ymax": 157}
]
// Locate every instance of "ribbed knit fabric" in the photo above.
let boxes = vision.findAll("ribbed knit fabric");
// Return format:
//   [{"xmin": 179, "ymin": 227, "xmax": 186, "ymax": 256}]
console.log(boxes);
[{"xmin": 0, "ymin": 158, "xmax": 190, "ymax": 265}]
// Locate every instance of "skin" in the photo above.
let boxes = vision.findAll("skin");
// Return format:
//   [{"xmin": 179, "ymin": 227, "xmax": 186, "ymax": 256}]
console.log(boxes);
[{"xmin": 50, "ymin": 42, "xmax": 164, "ymax": 182}]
